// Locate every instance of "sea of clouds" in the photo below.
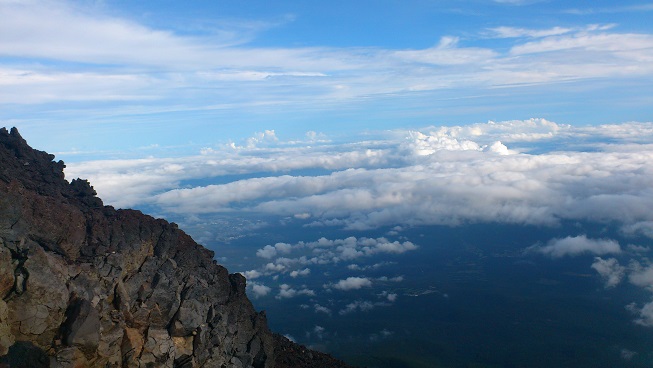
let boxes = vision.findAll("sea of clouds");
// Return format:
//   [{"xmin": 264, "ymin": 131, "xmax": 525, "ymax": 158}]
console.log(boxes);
[{"xmin": 65, "ymin": 118, "xmax": 653, "ymax": 326}]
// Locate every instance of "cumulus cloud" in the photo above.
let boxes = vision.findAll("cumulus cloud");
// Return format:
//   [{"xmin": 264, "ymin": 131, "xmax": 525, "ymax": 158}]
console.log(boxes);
[
  {"xmin": 290, "ymin": 268, "xmax": 311, "ymax": 278},
  {"xmin": 257, "ymin": 245, "xmax": 278, "ymax": 259},
  {"xmin": 628, "ymin": 263, "xmax": 653, "ymax": 290},
  {"xmin": 247, "ymin": 281, "xmax": 272, "ymax": 298},
  {"xmin": 588, "ymin": 249, "xmax": 653, "ymax": 327},
  {"xmin": 241, "ymin": 270, "xmax": 262, "ymax": 280},
  {"xmin": 377, "ymin": 276, "xmax": 404, "ymax": 283},
  {"xmin": 330, "ymin": 277, "xmax": 373, "ymax": 291},
  {"xmin": 338, "ymin": 297, "xmax": 395, "ymax": 315},
  {"xmin": 276, "ymin": 284, "xmax": 315, "ymax": 299},
  {"xmin": 591, "ymin": 257, "xmax": 626, "ymax": 288},
  {"xmin": 256, "ymin": 242, "xmax": 293, "ymax": 259},
  {"xmin": 530, "ymin": 235, "xmax": 622, "ymax": 258},
  {"xmin": 626, "ymin": 301, "xmax": 653, "ymax": 327},
  {"xmin": 244, "ymin": 130, "xmax": 279, "ymax": 149},
  {"xmin": 146, "ymin": 124, "xmax": 653, "ymax": 232},
  {"xmin": 246, "ymin": 236, "xmax": 417, "ymax": 278},
  {"xmin": 347, "ymin": 262, "xmax": 395, "ymax": 271},
  {"xmin": 313, "ymin": 304, "xmax": 332, "ymax": 316},
  {"xmin": 369, "ymin": 329, "xmax": 394, "ymax": 341},
  {"xmin": 378, "ymin": 291, "xmax": 398, "ymax": 302},
  {"xmin": 339, "ymin": 300, "xmax": 376, "ymax": 315},
  {"xmin": 265, "ymin": 262, "xmax": 286, "ymax": 272}
]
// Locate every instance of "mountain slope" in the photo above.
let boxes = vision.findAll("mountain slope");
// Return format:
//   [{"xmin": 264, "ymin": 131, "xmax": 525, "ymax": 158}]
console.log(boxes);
[{"xmin": 0, "ymin": 127, "xmax": 352, "ymax": 368}]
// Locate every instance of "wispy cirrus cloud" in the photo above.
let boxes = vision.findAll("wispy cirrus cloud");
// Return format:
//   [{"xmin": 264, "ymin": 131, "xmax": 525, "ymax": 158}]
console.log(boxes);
[
  {"xmin": 564, "ymin": 3, "xmax": 653, "ymax": 15},
  {"xmin": 487, "ymin": 26, "xmax": 575, "ymax": 39},
  {"xmin": 2, "ymin": 0, "xmax": 653, "ymax": 111}
]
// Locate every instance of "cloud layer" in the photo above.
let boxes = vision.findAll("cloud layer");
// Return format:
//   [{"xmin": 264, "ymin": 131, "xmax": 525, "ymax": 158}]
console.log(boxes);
[{"xmin": 66, "ymin": 119, "xmax": 653, "ymax": 239}]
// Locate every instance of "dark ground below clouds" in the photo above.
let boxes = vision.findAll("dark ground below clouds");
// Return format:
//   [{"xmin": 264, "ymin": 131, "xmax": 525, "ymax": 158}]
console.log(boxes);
[{"xmin": 197, "ymin": 220, "xmax": 653, "ymax": 368}]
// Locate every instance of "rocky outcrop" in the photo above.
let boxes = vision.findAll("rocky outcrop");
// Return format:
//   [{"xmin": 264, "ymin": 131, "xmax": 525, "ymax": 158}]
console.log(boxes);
[
  {"xmin": 0, "ymin": 127, "xmax": 283, "ymax": 367},
  {"xmin": 272, "ymin": 334, "xmax": 353, "ymax": 368}
]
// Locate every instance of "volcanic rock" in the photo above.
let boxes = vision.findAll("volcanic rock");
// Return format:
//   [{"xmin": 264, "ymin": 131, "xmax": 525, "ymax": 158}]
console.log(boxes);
[{"xmin": 0, "ymin": 127, "xmax": 354, "ymax": 367}]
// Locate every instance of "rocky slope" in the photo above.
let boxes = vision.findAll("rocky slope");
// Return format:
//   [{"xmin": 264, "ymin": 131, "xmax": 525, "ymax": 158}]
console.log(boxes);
[{"xmin": 0, "ymin": 127, "xmax": 353, "ymax": 368}]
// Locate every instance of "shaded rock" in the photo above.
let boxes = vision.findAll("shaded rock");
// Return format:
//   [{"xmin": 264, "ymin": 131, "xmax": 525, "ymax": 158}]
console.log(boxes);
[
  {"xmin": 273, "ymin": 334, "xmax": 355, "ymax": 368},
  {"xmin": 0, "ymin": 341, "xmax": 49, "ymax": 368},
  {"xmin": 0, "ymin": 300, "xmax": 14, "ymax": 356},
  {"xmin": 59, "ymin": 296, "xmax": 101, "ymax": 355},
  {"xmin": 0, "ymin": 127, "xmax": 353, "ymax": 368}
]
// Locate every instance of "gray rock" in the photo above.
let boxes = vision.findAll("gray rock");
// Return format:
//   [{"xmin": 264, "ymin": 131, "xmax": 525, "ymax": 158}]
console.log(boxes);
[
  {"xmin": 0, "ymin": 128, "xmax": 350, "ymax": 368},
  {"xmin": 0, "ymin": 128, "xmax": 276, "ymax": 367}
]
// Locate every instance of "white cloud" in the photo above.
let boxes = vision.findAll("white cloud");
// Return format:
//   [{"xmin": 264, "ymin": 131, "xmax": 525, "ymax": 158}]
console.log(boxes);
[
  {"xmin": 622, "ymin": 221, "xmax": 653, "ymax": 239},
  {"xmin": 377, "ymin": 276, "xmax": 404, "ymax": 283},
  {"xmin": 627, "ymin": 301, "xmax": 653, "ymax": 327},
  {"xmin": 256, "ymin": 242, "xmax": 293, "ymax": 259},
  {"xmin": 330, "ymin": 277, "xmax": 373, "ymax": 291},
  {"xmin": 246, "ymin": 236, "xmax": 417, "ymax": 278},
  {"xmin": 378, "ymin": 291, "xmax": 398, "ymax": 302},
  {"xmin": 393, "ymin": 36, "xmax": 498, "ymax": 66},
  {"xmin": 276, "ymin": 284, "xmax": 315, "ymax": 299},
  {"xmin": 347, "ymin": 262, "xmax": 395, "ymax": 271},
  {"xmin": 371, "ymin": 241, "xmax": 418, "ymax": 254},
  {"xmin": 3, "ymin": 0, "xmax": 653, "ymax": 115},
  {"xmin": 67, "ymin": 120, "xmax": 653, "ymax": 235},
  {"xmin": 620, "ymin": 349, "xmax": 637, "ymax": 361},
  {"xmin": 626, "ymin": 244, "xmax": 650, "ymax": 253},
  {"xmin": 338, "ymin": 298, "xmax": 395, "ymax": 315},
  {"xmin": 339, "ymin": 300, "xmax": 376, "ymax": 315},
  {"xmin": 244, "ymin": 130, "xmax": 279, "ymax": 149},
  {"xmin": 530, "ymin": 235, "xmax": 622, "ymax": 258},
  {"xmin": 257, "ymin": 245, "xmax": 278, "ymax": 259},
  {"xmin": 313, "ymin": 304, "xmax": 332, "ymax": 316},
  {"xmin": 290, "ymin": 268, "xmax": 311, "ymax": 278},
  {"xmin": 241, "ymin": 270, "xmax": 262, "ymax": 280},
  {"xmin": 565, "ymin": 4, "xmax": 653, "ymax": 15},
  {"xmin": 510, "ymin": 31, "xmax": 653, "ymax": 58},
  {"xmin": 591, "ymin": 257, "xmax": 625, "ymax": 288},
  {"xmin": 247, "ymin": 281, "xmax": 271, "ymax": 298},
  {"xmin": 628, "ymin": 263, "xmax": 653, "ymax": 290},
  {"xmin": 312, "ymin": 325, "xmax": 325, "ymax": 339},
  {"xmin": 488, "ymin": 26, "xmax": 573, "ymax": 39}
]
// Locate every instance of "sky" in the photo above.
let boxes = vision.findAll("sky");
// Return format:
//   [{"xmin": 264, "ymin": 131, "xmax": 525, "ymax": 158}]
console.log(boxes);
[
  {"xmin": 3, "ymin": 1, "xmax": 653, "ymax": 364},
  {"xmin": 1, "ymin": 0, "xmax": 653, "ymax": 158}
]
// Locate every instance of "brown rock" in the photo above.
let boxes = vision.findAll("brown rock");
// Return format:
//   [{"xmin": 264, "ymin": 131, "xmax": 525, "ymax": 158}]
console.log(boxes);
[
  {"xmin": 121, "ymin": 327, "xmax": 144, "ymax": 367},
  {"xmin": 0, "ymin": 127, "xmax": 353, "ymax": 368}
]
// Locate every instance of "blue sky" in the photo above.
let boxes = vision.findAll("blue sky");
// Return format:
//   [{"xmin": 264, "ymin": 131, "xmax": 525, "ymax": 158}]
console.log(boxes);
[{"xmin": 1, "ymin": 0, "xmax": 653, "ymax": 159}]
